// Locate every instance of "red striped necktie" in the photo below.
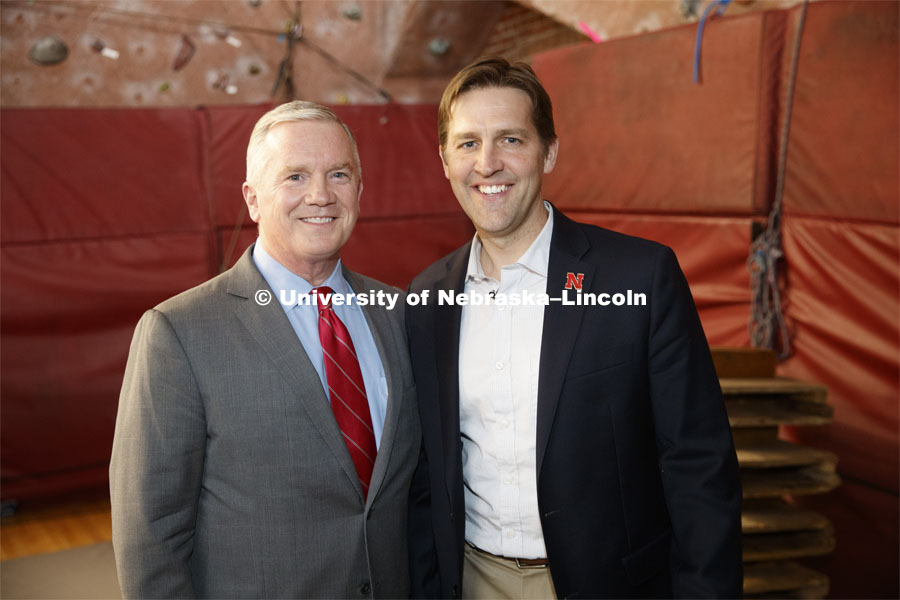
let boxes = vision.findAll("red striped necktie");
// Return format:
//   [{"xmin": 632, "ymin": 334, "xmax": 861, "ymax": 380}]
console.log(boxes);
[{"xmin": 312, "ymin": 286, "xmax": 377, "ymax": 497}]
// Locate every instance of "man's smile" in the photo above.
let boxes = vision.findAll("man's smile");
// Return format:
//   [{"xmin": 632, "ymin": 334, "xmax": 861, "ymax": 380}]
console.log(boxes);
[{"xmin": 476, "ymin": 184, "xmax": 512, "ymax": 195}]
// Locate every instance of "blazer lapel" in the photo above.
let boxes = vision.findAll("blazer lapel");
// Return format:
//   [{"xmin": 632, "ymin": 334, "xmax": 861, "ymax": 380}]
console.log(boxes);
[
  {"xmin": 433, "ymin": 247, "xmax": 470, "ymax": 503},
  {"xmin": 536, "ymin": 208, "xmax": 595, "ymax": 479},
  {"xmin": 227, "ymin": 245, "xmax": 364, "ymax": 499},
  {"xmin": 343, "ymin": 268, "xmax": 401, "ymax": 506}
]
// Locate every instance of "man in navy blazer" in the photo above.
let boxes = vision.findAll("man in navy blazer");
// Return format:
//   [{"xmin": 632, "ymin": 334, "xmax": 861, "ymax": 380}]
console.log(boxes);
[{"xmin": 406, "ymin": 58, "xmax": 742, "ymax": 598}]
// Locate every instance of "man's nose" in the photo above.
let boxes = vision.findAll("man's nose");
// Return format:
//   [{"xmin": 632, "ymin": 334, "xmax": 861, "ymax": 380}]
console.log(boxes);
[
  {"xmin": 304, "ymin": 174, "xmax": 331, "ymax": 205},
  {"xmin": 475, "ymin": 145, "xmax": 502, "ymax": 176}
]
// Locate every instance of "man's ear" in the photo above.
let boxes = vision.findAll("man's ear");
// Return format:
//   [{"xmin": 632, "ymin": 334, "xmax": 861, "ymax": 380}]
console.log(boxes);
[
  {"xmin": 357, "ymin": 180, "xmax": 364, "ymax": 203},
  {"xmin": 438, "ymin": 145, "xmax": 450, "ymax": 180},
  {"xmin": 543, "ymin": 139, "xmax": 559, "ymax": 174},
  {"xmin": 242, "ymin": 182, "xmax": 262, "ymax": 223}
]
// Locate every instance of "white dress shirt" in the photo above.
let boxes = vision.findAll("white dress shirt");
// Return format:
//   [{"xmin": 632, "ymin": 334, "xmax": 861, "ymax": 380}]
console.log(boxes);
[
  {"xmin": 252, "ymin": 240, "xmax": 388, "ymax": 448},
  {"xmin": 459, "ymin": 202, "xmax": 553, "ymax": 559}
]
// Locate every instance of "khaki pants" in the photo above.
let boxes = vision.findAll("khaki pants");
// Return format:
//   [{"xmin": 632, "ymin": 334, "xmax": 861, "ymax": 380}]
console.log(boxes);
[{"xmin": 462, "ymin": 543, "xmax": 557, "ymax": 599}]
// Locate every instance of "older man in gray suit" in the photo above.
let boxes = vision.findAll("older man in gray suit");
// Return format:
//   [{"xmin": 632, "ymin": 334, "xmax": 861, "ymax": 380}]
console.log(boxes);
[{"xmin": 110, "ymin": 101, "xmax": 419, "ymax": 598}]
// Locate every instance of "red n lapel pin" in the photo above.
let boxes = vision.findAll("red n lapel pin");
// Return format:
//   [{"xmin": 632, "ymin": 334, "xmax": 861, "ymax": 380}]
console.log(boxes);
[{"xmin": 564, "ymin": 272, "xmax": 585, "ymax": 291}]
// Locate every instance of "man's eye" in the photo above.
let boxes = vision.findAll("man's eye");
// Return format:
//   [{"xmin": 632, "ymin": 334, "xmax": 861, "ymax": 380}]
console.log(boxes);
[
  {"xmin": 461, "ymin": 141, "xmax": 476, "ymax": 149},
  {"xmin": 504, "ymin": 137, "xmax": 520, "ymax": 144},
  {"xmin": 288, "ymin": 174, "xmax": 302, "ymax": 181},
  {"xmin": 332, "ymin": 172, "xmax": 349, "ymax": 179}
]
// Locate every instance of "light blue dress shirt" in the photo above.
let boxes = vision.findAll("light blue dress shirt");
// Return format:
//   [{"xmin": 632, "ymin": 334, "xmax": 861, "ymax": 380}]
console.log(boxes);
[{"xmin": 252, "ymin": 241, "xmax": 388, "ymax": 448}]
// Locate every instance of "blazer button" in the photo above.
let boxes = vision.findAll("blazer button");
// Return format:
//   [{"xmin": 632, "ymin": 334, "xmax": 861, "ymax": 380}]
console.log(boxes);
[
  {"xmin": 452, "ymin": 584, "xmax": 459, "ymax": 598},
  {"xmin": 360, "ymin": 582, "xmax": 371, "ymax": 595}
]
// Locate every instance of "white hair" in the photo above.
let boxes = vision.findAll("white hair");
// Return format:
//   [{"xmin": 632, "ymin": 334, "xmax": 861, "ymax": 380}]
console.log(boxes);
[{"xmin": 245, "ymin": 100, "xmax": 361, "ymax": 187}]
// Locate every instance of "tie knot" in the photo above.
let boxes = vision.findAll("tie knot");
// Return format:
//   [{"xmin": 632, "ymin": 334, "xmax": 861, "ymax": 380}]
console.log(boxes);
[{"xmin": 312, "ymin": 286, "xmax": 334, "ymax": 310}]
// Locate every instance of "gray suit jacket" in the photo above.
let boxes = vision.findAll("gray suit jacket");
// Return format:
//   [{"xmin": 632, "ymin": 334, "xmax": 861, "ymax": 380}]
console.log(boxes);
[{"xmin": 110, "ymin": 245, "xmax": 420, "ymax": 599}]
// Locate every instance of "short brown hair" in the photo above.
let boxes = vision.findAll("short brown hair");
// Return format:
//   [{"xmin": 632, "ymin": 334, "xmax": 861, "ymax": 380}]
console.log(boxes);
[{"xmin": 438, "ymin": 57, "xmax": 556, "ymax": 153}]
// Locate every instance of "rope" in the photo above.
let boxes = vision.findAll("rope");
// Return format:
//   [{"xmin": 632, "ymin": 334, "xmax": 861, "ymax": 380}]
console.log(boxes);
[
  {"xmin": 693, "ymin": 0, "xmax": 732, "ymax": 84},
  {"xmin": 220, "ymin": 202, "xmax": 248, "ymax": 274},
  {"xmin": 747, "ymin": 0, "xmax": 810, "ymax": 360}
]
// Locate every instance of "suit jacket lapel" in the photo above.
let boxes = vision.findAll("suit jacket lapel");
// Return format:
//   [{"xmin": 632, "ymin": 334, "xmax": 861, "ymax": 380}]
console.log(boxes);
[
  {"xmin": 343, "ymin": 268, "xmax": 400, "ymax": 506},
  {"xmin": 434, "ymin": 247, "xmax": 470, "ymax": 502},
  {"xmin": 536, "ymin": 208, "xmax": 594, "ymax": 479},
  {"xmin": 226, "ymin": 245, "xmax": 364, "ymax": 499}
]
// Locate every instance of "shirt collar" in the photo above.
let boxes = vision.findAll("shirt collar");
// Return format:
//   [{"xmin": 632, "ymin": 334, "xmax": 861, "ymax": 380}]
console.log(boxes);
[
  {"xmin": 465, "ymin": 201, "xmax": 554, "ymax": 283},
  {"xmin": 252, "ymin": 239, "xmax": 355, "ymax": 310}
]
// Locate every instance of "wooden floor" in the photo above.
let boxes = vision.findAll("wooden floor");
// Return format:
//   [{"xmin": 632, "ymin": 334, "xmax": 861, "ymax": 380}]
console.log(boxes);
[{"xmin": 0, "ymin": 491, "xmax": 112, "ymax": 561}]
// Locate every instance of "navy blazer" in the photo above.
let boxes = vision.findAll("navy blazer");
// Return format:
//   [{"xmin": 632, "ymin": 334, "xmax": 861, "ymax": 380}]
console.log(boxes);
[{"xmin": 406, "ymin": 207, "xmax": 742, "ymax": 599}]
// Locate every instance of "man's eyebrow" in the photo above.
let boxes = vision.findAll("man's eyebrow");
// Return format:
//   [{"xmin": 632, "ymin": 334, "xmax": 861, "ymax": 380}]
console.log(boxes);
[
  {"xmin": 449, "ymin": 128, "xmax": 531, "ymax": 142},
  {"xmin": 279, "ymin": 162, "xmax": 354, "ymax": 173},
  {"xmin": 496, "ymin": 128, "xmax": 530, "ymax": 138},
  {"xmin": 449, "ymin": 131, "xmax": 479, "ymax": 142}
]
